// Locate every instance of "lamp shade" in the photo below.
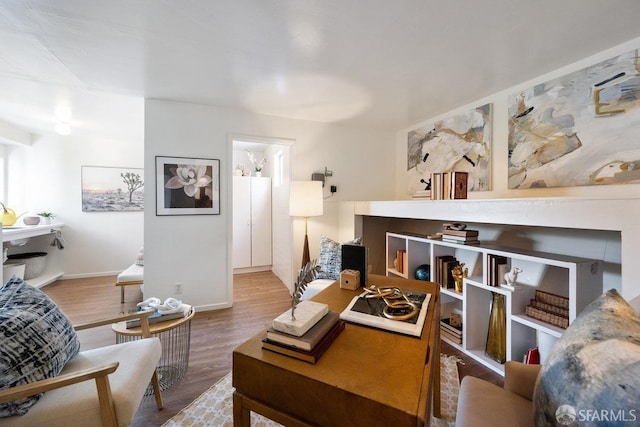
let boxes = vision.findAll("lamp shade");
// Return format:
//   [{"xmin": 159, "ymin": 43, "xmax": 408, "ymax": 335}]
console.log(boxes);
[{"xmin": 289, "ymin": 181, "xmax": 323, "ymax": 217}]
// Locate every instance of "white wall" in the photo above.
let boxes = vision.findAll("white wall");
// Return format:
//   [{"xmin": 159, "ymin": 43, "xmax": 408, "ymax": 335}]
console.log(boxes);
[
  {"xmin": 144, "ymin": 100, "xmax": 395, "ymax": 311},
  {"xmin": 395, "ymin": 36, "xmax": 640, "ymax": 201},
  {"xmin": 7, "ymin": 131, "xmax": 144, "ymax": 277}
]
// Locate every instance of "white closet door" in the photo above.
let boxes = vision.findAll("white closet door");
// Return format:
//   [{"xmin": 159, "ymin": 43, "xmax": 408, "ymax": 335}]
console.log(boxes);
[
  {"xmin": 250, "ymin": 177, "xmax": 272, "ymax": 267},
  {"xmin": 232, "ymin": 176, "xmax": 252, "ymax": 268}
]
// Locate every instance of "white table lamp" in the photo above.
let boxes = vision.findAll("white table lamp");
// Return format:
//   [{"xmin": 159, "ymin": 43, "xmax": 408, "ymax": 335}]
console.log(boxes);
[{"xmin": 289, "ymin": 181, "xmax": 324, "ymax": 268}]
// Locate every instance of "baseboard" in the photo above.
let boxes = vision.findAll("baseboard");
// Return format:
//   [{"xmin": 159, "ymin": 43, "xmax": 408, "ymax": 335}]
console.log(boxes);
[
  {"xmin": 57, "ymin": 271, "xmax": 121, "ymax": 280},
  {"xmin": 233, "ymin": 266, "xmax": 272, "ymax": 274}
]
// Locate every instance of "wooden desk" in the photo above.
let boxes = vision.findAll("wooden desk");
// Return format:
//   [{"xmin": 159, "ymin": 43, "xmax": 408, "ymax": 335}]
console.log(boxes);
[{"xmin": 233, "ymin": 275, "xmax": 440, "ymax": 427}]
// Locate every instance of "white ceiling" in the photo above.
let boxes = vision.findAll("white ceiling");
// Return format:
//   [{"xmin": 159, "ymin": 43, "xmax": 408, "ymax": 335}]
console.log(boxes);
[{"xmin": 1, "ymin": 0, "xmax": 639, "ymax": 140}]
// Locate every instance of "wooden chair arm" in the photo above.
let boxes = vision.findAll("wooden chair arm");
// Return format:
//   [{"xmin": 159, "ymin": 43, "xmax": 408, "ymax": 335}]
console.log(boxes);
[
  {"xmin": 0, "ymin": 362, "xmax": 118, "ymax": 404},
  {"xmin": 74, "ymin": 309, "xmax": 154, "ymax": 338}
]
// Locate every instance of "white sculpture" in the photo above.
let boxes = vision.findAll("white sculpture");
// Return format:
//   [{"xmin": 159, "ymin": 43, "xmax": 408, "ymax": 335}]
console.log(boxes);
[{"xmin": 504, "ymin": 267, "xmax": 522, "ymax": 286}]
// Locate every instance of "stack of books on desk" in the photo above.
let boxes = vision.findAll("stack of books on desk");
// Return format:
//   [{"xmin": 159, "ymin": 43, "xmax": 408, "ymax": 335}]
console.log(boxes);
[
  {"xmin": 440, "ymin": 317, "xmax": 462, "ymax": 344},
  {"xmin": 262, "ymin": 310, "xmax": 345, "ymax": 364}
]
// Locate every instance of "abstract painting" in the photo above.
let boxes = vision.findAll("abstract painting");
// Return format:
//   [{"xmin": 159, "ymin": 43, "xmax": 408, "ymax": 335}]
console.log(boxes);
[
  {"xmin": 407, "ymin": 103, "xmax": 492, "ymax": 196},
  {"xmin": 156, "ymin": 156, "xmax": 220, "ymax": 215},
  {"xmin": 508, "ymin": 49, "xmax": 640, "ymax": 189},
  {"xmin": 82, "ymin": 166, "xmax": 144, "ymax": 212}
]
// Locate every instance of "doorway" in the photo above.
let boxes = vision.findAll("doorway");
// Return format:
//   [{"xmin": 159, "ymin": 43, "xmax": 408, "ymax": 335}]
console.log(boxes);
[{"xmin": 231, "ymin": 137, "xmax": 293, "ymax": 288}]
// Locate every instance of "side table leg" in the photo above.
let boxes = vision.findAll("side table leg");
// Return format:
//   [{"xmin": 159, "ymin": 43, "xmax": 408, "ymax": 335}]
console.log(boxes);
[{"xmin": 233, "ymin": 391, "xmax": 250, "ymax": 427}]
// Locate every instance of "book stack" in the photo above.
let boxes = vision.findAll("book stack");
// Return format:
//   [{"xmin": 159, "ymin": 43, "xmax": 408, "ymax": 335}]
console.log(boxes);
[
  {"xmin": 434, "ymin": 255, "xmax": 460, "ymax": 289},
  {"xmin": 487, "ymin": 254, "xmax": 509, "ymax": 287},
  {"xmin": 441, "ymin": 228, "xmax": 480, "ymax": 245},
  {"xmin": 262, "ymin": 310, "xmax": 345, "ymax": 364},
  {"xmin": 125, "ymin": 304, "xmax": 192, "ymax": 328},
  {"xmin": 394, "ymin": 249, "xmax": 408, "ymax": 274},
  {"xmin": 440, "ymin": 317, "xmax": 462, "ymax": 344},
  {"xmin": 430, "ymin": 171, "xmax": 468, "ymax": 200},
  {"xmin": 525, "ymin": 290, "xmax": 569, "ymax": 329}
]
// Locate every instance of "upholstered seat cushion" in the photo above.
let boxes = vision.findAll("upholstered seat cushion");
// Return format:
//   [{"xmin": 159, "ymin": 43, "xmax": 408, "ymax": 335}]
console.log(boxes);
[
  {"xmin": 456, "ymin": 376, "xmax": 534, "ymax": 427},
  {"xmin": 2, "ymin": 337, "xmax": 161, "ymax": 427},
  {"xmin": 117, "ymin": 263, "xmax": 144, "ymax": 283},
  {"xmin": 0, "ymin": 277, "xmax": 80, "ymax": 416}
]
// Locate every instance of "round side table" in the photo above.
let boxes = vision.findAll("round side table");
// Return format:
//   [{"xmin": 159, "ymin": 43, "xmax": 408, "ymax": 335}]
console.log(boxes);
[{"xmin": 112, "ymin": 306, "xmax": 195, "ymax": 392}]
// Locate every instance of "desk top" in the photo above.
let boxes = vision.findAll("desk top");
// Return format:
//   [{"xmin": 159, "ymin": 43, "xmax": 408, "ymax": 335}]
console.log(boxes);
[{"xmin": 233, "ymin": 274, "xmax": 440, "ymax": 426}]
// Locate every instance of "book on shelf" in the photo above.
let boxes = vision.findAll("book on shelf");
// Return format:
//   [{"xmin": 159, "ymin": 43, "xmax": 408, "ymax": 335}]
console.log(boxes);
[
  {"xmin": 441, "ymin": 233, "xmax": 477, "ymax": 241},
  {"xmin": 440, "ymin": 317, "xmax": 462, "ymax": 337},
  {"xmin": 262, "ymin": 320, "xmax": 346, "ymax": 364},
  {"xmin": 441, "ymin": 238, "xmax": 480, "ymax": 246},
  {"xmin": 429, "ymin": 171, "xmax": 468, "ymax": 200},
  {"xmin": 395, "ymin": 249, "xmax": 407, "ymax": 274},
  {"xmin": 441, "ymin": 258, "xmax": 459, "ymax": 289},
  {"xmin": 488, "ymin": 254, "xmax": 508, "ymax": 286},
  {"xmin": 434, "ymin": 255, "xmax": 455, "ymax": 285},
  {"xmin": 266, "ymin": 311, "xmax": 340, "ymax": 352},
  {"xmin": 125, "ymin": 304, "xmax": 192, "ymax": 328},
  {"xmin": 441, "ymin": 328, "xmax": 462, "ymax": 344},
  {"xmin": 340, "ymin": 289, "xmax": 431, "ymax": 337},
  {"xmin": 441, "ymin": 228, "xmax": 478, "ymax": 237}
]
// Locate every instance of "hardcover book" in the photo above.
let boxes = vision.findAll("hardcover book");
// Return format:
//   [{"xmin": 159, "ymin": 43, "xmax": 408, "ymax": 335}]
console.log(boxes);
[
  {"xmin": 339, "ymin": 290, "xmax": 431, "ymax": 337},
  {"xmin": 262, "ymin": 320, "xmax": 346, "ymax": 364},
  {"xmin": 266, "ymin": 311, "xmax": 340, "ymax": 351}
]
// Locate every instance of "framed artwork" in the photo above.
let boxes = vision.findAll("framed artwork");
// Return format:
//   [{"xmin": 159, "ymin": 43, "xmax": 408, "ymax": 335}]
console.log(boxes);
[
  {"xmin": 81, "ymin": 166, "xmax": 144, "ymax": 212},
  {"xmin": 407, "ymin": 103, "xmax": 492, "ymax": 196},
  {"xmin": 508, "ymin": 48, "xmax": 640, "ymax": 189},
  {"xmin": 156, "ymin": 156, "xmax": 220, "ymax": 215}
]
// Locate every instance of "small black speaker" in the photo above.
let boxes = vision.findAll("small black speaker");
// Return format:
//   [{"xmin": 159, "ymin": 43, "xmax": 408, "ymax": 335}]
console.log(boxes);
[{"xmin": 341, "ymin": 244, "xmax": 367, "ymax": 287}]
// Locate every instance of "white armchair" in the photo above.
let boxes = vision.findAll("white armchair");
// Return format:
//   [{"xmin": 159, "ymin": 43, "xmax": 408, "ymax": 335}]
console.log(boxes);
[{"xmin": 0, "ymin": 309, "xmax": 163, "ymax": 427}]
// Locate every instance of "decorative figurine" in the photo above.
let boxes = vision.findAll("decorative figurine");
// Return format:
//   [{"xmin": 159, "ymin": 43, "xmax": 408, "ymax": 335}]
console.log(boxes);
[
  {"xmin": 451, "ymin": 263, "xmax": 468, "ymax": 293},
  {"xmin": 504, "ymin": 267, "xmax": 522, "ymax": 287},
  {"xmin": 291, "ymin": 259, "xmax": 320, "ymax": 320}
]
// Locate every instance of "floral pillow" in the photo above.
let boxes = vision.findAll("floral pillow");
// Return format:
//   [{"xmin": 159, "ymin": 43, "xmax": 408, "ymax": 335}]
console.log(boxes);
[
  {"xmin": 316, "ymin": 236, "xmax": 362, "ymax": 280},
  {"xmin": 0, "ymin": 276, "xmax": 80, "ymax": 417}
]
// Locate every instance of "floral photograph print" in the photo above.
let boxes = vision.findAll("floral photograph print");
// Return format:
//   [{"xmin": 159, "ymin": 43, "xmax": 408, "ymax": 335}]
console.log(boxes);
[
  {"xmin": 82, "ymin": 166, "xmax": 144, "ymax": 212},
  {"xmin": 156, "ymin": 156, "xmax": 220, "ymax": 215},
  {"xmin": 407, "ymin": 103, "xmax": 492, "ymax": 196},
  {"xmin": 508, "ymin": 48, "xmax": 640, "ymax": 189}
]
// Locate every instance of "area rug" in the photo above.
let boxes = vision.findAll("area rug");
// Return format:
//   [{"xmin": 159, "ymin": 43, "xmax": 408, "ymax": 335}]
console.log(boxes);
[{"xmin": 163, "ymin": 354, "xmax": 460, "ymax": 427}]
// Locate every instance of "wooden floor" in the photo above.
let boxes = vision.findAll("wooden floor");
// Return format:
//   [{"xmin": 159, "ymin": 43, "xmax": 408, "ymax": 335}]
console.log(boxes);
[{"xmin": 44, "ymin": 272, "xmax": 502, "ymax": 426}]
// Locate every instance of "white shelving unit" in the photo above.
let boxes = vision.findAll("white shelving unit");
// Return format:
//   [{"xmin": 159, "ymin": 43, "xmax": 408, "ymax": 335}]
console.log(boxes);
[
  {"xmin": 385, "ymin": 231, "xmax": 603, "ymax": 375},
  {"xmin": 2, "ymin": 222, "xmax": 65, "ymax": 288}
]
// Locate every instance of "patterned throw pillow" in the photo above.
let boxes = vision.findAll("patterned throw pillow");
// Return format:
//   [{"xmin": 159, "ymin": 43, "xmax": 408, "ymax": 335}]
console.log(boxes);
[
  {"xmin": 316, "ymin": 236, "xmax": 362, "ymax": 280},
  {"xmin": 0, "ymin": 276, "xmax": 80, "ymax": 417},
  {"xmin": 533, "ymin": 289, "xmax": 640, "ymax": 426}
]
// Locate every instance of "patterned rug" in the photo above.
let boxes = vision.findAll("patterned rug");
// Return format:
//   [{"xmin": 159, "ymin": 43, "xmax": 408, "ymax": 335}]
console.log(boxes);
[{"xmin": 163, "ymin": 354, "xmax": 459, "ymax": 426}]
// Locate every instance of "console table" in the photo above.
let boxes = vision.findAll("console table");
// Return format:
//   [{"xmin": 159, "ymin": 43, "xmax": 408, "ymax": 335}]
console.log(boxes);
[{"xmin": 232, "ymin": 275, "xmax": 441, "ymax": 426}]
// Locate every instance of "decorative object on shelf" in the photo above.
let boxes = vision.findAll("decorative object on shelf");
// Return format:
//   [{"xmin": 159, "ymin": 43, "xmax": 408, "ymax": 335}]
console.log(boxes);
[
  {"xmin": 81, "ymin": 166, "xmax": 144, "ymax": 212},
  {"xmin": 22, "ymin": 216, "xmax": 40, "ymax": 226},
  {"xmin": 234, "ymin": 164, "xmax": 244, "ymax": 176},
  {"xmin": 37, "ymin": 212, "xmax": 55, "ymax": 225},
  {"xmin": 414, "ymin": 264, "xmax": 431, "ymax": 281},
  {"xmin": 291, "ymin": 259, "xmax": 320, "ymax": 321},
  {"xmin": 525, "ymin": 289, "xmax": 570, "ymax": 329},
  {"xmin": 407, "ymin": 103, "xmax": 492, "ymax": 197},
  {"xmin": 451, "ymin": 263, "xmax": 468, "ymax": 293},
  {"xmin": 485, "ymin": 292, "xmax": 506, "ymax": 364},
  {"xmin": 504, "ymin": 267, "xmax": 522, "ymax": 286},
  {"xmin": 5, "ymin": 252, "xmax": 48, "ymax": 280},
  {"xmin": 156, "ymin": 156, "xmax": 220, "ymax": 215},
  {"xmin": 289, "ymin": 181, "xmax": 324, "ymax": 268},
  {"xmin": 0, "ymin": 202, "xmax": 25, "ymax": 226},
  {"xmin": 246, "ymin": 150, "xmax": 266, "ymax": 174},
  {"xmin": 443, "ymin": 222, "xmax": 467, "ymax": 231}
]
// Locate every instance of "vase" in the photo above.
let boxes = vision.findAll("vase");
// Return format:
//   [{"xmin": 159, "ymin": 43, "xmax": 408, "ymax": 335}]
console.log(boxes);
[
  {"xmin": 485, "ymin": 292, "xmax": 506, "ymax": 363},
  {"xmin": 255, "ymin": 171, "xmax": 262, "ymax": 177}
]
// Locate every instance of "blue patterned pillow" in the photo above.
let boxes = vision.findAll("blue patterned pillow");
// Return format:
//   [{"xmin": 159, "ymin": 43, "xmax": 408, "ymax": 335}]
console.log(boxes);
[
  {"xmin": 0, "ymin": 276, "xmax": 80, "ymax": 417},
  {"xmin": 316, "ymin": 236, "xmax": 362, "ymax": 280}
]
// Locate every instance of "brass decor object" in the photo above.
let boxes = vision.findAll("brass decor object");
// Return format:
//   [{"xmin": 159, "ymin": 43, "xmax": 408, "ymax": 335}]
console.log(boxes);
[
  {"xmin": 451, "ymin": 263, "xmax": 468, "ymax": 293},
  {"xmin": 362, "ymin": 284, "xmax": 418, "ymax": 321},
  {"xmin": 485, "ymin": 292, "xmax": 507, "ymax": 363},
  {"xmin": 291, "ymin": 259, "xmax": 320, "ymax": 320}
]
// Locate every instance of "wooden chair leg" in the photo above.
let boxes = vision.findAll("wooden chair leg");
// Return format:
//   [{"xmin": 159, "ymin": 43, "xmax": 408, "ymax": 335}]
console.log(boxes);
[{"xmin": 151, "ymin": 369, "xmax": 163, "ymax": 410}]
